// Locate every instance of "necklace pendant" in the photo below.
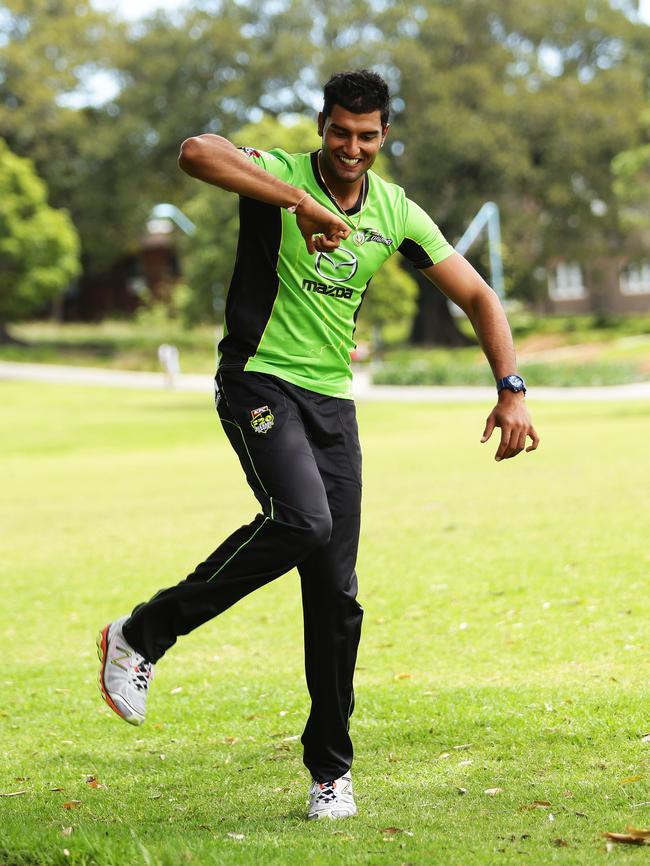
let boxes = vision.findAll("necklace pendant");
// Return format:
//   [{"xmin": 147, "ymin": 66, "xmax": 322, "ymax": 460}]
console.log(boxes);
[{"xmin": 352, "ymin": 229, "xmax": 366, "ymax": 247}]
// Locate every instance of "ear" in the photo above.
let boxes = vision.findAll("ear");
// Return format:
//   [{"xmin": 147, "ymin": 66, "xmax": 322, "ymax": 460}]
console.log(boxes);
[{"xmin": 317, "ymin": 111, "xmax": 325, "ymax": 137}]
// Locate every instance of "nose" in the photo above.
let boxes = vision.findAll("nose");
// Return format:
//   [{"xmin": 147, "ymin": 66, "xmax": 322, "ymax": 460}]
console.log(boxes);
[{"xmin": 344, "ymin": 136, "xmax": 361, "ymax": 157}]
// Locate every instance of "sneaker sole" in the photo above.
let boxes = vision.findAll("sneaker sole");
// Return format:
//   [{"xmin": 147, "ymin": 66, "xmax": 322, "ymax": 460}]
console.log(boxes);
[
  {"xmin": 307, "ymin": 809, "xmax": 358, "ymax": 820},
  {"xmin": 96, "ymin": 624, "xmax": 144, "ymax": 726}
]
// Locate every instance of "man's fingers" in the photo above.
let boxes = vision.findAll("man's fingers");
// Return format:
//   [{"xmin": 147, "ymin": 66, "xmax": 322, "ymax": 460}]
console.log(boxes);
[
  {"xmin": 314, "ymin": 234, "xmax": 341, "ymax": 252},
  {"xmin": 495, "ymin": 426, "xmax": 513, "ymax": 461},
  {"xmin": 525, "ymin": 427, "xmax": 540, "ymax": 452},
  {"xmin": 515, "ymin": 428, "xmax": 527, "ymax": 454},
  {"xmin": 304, "ymin": 233, "xmax": 316, "ymax": 254},
  {"xmin": 481, "ymin": 415, "xmax": 496, "ymax": 443}
]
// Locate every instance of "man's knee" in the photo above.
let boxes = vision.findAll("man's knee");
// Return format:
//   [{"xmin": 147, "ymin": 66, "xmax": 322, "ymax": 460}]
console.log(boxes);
[
  {"xmin": 305, "ymin": 509, "xmax": 333, "ymax": 549},
  {"xmin": 271, "ymin": 500, "xmax": 332, "ymax": 552}
]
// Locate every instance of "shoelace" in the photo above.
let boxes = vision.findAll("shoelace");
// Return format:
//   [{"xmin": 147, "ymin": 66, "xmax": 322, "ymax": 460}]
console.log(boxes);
[
  {"xmin": 128, "ymin": 656, "xmax": 153, "ymax": 692},
  {"xmin": 314, "ymin": 780, "xmax": 338, "ymax": 804}
]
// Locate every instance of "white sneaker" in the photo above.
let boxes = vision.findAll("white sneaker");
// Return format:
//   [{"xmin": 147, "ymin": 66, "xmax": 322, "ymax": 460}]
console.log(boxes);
[
  {"xmin": 97, "ymin": 616, "xmax": 154, "ymax": 726},
  {"xmin": 307, "ymin": 773, "xmax": 357, "ymax": 820}
]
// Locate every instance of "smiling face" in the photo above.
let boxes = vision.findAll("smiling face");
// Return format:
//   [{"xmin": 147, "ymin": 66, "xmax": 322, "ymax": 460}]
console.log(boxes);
[{"xmin": 317, "ymin": 104, "xmax": 389, "ymax": 188}]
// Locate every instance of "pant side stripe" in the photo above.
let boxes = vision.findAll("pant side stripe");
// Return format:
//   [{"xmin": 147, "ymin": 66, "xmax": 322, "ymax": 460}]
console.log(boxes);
[
  {"xmin": 220, "ymin": 408, "xmax": 273, "ymax": 519},
  {"xmin": 207, "ymin": 517, "xmax": 270, "ymax": 582}
]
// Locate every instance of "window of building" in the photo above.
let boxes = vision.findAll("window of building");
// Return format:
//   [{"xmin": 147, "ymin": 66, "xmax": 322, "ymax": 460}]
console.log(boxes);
[
  {"xmin": 620, "ymin": 262, "xmax": 650, "ymax": 296},
  {"xmin": 548, "ymin": 263, "xmax": 587, "ymax": 301}
]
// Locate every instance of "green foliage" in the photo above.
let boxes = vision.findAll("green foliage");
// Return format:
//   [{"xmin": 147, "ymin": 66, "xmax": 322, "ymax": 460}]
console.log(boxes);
[
  {"xmin": 612, "ymin": 138, "xmax": 650, "ymax": 247},
  {"xmin": 373, "ymin": 357, "xmax": 646, "ymax": 386},
  {"xmin": 3, "ymin": 0, "xmax": 650, "ymax": 322},
  {"xmin": 0, "ymin": 141, "xmax": 80, "ymax": 326}
]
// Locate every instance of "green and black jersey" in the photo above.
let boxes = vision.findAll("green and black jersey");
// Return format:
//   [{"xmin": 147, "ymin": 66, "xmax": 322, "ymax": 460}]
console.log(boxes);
[{"xmin": 218, "ymin": 148, "xmax": 454, "ymax": 399}]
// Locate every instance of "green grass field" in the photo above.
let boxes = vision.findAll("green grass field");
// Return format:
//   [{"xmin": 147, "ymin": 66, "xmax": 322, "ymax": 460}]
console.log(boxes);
[{"xmin": 1, "ymin": 382, "xmax": 649, "ymax": 865}]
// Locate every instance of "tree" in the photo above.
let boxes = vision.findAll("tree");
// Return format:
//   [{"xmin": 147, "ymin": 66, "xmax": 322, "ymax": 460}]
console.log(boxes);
[{"xmin": 0, "ymin": 142, "xmax": 80, "ymax": 341}]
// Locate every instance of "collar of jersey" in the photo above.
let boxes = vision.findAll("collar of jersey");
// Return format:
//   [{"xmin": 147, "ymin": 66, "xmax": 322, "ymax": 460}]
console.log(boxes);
[{"xmin": 310, "ymin": 151, "xmax": 369, "ymax": 217}]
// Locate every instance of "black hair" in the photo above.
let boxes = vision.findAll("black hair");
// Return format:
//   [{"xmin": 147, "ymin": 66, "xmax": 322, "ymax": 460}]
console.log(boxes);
[{"xmin": 322, "ymin": 69, "xmax": 390, "ymax": 128}]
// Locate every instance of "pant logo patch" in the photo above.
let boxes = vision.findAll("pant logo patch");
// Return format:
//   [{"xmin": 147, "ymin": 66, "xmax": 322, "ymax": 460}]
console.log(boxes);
[{"xmin": 250, "ymin": 405, "xmax": 274, "ymax": 434}]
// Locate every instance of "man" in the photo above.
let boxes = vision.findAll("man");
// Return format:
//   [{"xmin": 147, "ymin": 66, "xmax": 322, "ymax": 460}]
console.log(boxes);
[{"xmin": 97, "ymin": 69, "xmax": 539, "ymax": 821}]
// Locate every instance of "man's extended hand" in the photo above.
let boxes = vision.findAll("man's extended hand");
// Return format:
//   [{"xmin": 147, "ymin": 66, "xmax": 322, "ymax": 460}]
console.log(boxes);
[
  {"xmin": 481, "ymin": 392, "xmax": 540, "ymax": 461},
  {"xmin": 295, "ymin": 196, "xmax": 351, "ymax": 254}
]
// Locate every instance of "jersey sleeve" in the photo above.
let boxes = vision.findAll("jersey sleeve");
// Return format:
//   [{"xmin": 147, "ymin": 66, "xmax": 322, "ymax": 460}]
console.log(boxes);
[
  {"xmin": 398, "ymin": 198, "xmax": 455, "ymax": 268},
  {"xmin": 238, "ymin": 146, "xmax": 295, "ymax": 183}
]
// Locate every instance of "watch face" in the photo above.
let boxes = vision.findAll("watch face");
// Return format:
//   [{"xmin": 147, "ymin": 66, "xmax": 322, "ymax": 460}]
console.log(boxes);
[{"xmin": 508, "ymin": 375, "xmax": 524, "ymax": 390}]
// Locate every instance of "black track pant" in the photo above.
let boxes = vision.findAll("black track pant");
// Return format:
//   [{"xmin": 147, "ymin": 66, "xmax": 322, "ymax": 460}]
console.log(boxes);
[{"xmin": 123, "ymin": 368, "xmax": 364, "ymax": 782}]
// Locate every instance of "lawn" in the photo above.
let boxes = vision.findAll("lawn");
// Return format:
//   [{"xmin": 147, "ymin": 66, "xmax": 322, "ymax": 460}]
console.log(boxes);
[{"xmin": 1, "ymin": 382, "xmax": 649, "ymax": 865}]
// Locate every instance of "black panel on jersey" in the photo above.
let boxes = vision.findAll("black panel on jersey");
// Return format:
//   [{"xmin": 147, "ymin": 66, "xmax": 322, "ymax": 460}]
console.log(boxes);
[
  {"xmin": 397, "ymin": 238, "xmax": 434, "ymax": 269},
  {"xmin": 218, "ymin": 196, "xmax": 282, "ymax": 367}
]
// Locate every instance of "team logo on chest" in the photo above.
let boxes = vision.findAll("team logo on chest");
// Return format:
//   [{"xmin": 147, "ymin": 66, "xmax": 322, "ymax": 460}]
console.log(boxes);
[
  {"xmin": 250, "ymin": 405, "xmax": 274, "ymax": 434},
  {"xmin": 352, "ymin": 228, "xmax": 393, "ymax": 247}
]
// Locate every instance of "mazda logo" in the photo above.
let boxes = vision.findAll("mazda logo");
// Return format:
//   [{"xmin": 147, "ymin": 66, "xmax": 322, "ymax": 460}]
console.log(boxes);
[{"xmin": 315, "ymin": 247, "xmax": 358, "ymax": 283}]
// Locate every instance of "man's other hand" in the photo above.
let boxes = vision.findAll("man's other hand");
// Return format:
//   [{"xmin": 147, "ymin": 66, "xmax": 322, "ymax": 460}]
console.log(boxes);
[
  {"xmin": 295, "ymin": 198, "xmax": 351, "ymax": 254},
  {"xmin": 481, "ymin": 392, "xmax": 540, "ymax": 461}
]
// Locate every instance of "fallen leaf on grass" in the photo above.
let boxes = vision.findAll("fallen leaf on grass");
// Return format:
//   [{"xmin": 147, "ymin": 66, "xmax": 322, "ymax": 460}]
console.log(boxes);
[
  {"xmin": 438, "ymin": 753, "xmax": 451, "ymax": 760},
  {"xmin": 84, "ymin": 775, "xmax": 103, "ymax": 789},
  {"xmin": 520, "ymin": 800, "xmax": 552, "ymax": 810},
  {"xmin": 61, "ymin": 828, "xmax": 73, "ymax": 838},
  {"xmin": 150, "ymin": 792, "xmax": 163, "ymax": 800},
  {"xmin": 223, "ymin": 737, "xmax": 238, "ymax": 745},
  {"xmin": 641, "ymin": 733, "xmax": 650, "ymax": 743},
  {"xmin": 619, "ymin": 775, "xmax": 642, "ymax": 784},
  {"xmin": 226, "ymin": 833, "xmax": 245, "ymax": 841},
  {"xmin": 552, "ymin": 839, "xmax": 570, "ymax": 847},
  {"xmin": 379, "ymin": 827, "xmax": 413, "ymax": 836},
  {"xmin": 484, "ymin": 788, "xmax": 503, "ymax": 795},
  {"xmin": 50, "ymin": 787, "xmax": 65, "ymax": 793},
  {"xmin": 170, "ymin": 687, "xmax": 183, "ymax": 695},
  {"xmin": 63, "ymin": 801, "xmax": 81, "ymax": 809},
  {"xmin": 0, "ymin": 791, "xmax": 27, "ymax": 797},
  {"xmin": 394, "ymin": 673, "xmax": 413, "ymax": 680},
  {"xmin": 453, "ymin": 743, "xmax": 472, "ymax": 751},
  {"xmin": 604, "ymin": 826, "xmax": 650, "ymax": 846}
]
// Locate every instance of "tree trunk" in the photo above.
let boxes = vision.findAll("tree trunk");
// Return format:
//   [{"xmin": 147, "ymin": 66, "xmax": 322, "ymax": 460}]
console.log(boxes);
[
  {"xmin": 0, "ymin": 322, "xmax": 26, "ymax": 345},
  {"xmin": 409, "ymin": 270, "xmax": 475, "ymax": 347}
]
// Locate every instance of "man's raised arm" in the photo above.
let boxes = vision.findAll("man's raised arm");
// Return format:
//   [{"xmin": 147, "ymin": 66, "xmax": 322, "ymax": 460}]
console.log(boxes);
[
  {"xmin": 178, "ymin": 134, "xmax": 350, "ymax": 254},
  {"xmin": 422, "ymin": 252, "xmax": 540, "ymax": 462}
]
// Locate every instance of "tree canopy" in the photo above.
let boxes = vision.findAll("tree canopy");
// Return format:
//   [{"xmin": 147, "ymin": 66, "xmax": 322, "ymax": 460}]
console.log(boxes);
[
  {"xmin": 1, "ymin": 0, "xmax": 648, "ymax": 338},
  {"xmin": 0, "ymin": 141, "xmax": 80, "ymax": 338}
]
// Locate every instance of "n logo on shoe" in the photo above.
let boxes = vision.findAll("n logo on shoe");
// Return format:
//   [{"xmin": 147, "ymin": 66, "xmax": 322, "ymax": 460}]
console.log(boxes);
[{"xmin": 111, "ymin": 644, "xmax": 130, "ymax": 671}]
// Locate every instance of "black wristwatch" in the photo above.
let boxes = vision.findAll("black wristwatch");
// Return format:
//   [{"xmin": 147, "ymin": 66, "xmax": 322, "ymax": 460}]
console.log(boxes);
[{"xmin": 496, "ymin": 374, "xmax": 527, "ymax": 395}]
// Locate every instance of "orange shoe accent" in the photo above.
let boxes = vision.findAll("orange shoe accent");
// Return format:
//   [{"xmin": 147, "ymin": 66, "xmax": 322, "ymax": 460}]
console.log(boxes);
[{"xmin": 97, "ymin": 625, "xmax": 128, "ymax": 720}]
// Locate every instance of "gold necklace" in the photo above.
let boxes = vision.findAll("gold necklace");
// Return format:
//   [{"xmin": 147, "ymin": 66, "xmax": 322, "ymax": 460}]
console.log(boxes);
[{"xmin": 317, "ymin": 152, "xmax": 368, "ymax": 246}]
